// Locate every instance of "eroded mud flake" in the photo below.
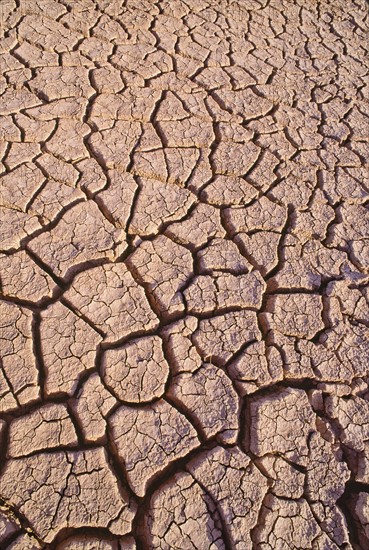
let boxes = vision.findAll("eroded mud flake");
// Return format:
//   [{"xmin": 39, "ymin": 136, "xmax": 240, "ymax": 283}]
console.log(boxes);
[
  {"xmin": 102, "ymin": 335, "xmax": 170, "ymax": 403},
  {"xmin": 145, "ymin": 472, "xmax": 225, "ymax": 550},
  {"xmin": 168, "ymin": 363, "xmax": 239, "ymax": 443},
  {"xmin": 27, "ymin": 201, "xmax": 126, "ymax": 280},
  {"xmin": 305, "ymin": 430, "xmax": 351, "ymax": 547},
  {"xmin": 128, "ymin": 178, "xmax": 196, "ymax": 236},
  {"xmin": 161, "ymin": 316, "xmax": 203, "ymax": 375},
  {"xmin": 351, "ymin": 492, "xmax": 369, "ymax": 550},
  {"xmin": 56, "ymin": 535, "xmax": 136, "ymax": 550},
  {"xmin": 64, "ymin": 263, "xmax": 159, "ymax": 343},
  {"xmin": 0, "ymin": 250, "xmax": 57, "ymax": 303},
  {"xmin": 0, "ymin": 301, "xmax": 39, "ymax": 411},
  {"xmin": 188, "ymin": 446, "xmax": 269, "ymax": 548},
  {"xmin": 227, "ymin": 341, "xmax": 283, "ymax": 395},
  {"xmin": 0, "ymin": 206, "xmax": 42, "ymax": 252},
  {"xmin": 249, "ymin": 388, "xmax": 315, "ymax": 465},
  {"xmin": 0, "ymin": 510, "xmax": 19, "ymax": 545},
  {"xmin": 7, "ymin": 403, "xmax": 78, "ymax": 458},
  {"xmin": 184, "ymin": 271, "xmax": 265, "ymax": 314},
  {"xmin": 224, "ymin": 197, "xmax": 287, "ymax": 236},
  {"xmin": 193, "ymin": 309, "xmax": 261, "ymax": 365},
  {"xmin": 252, "ymin": 495, "xmax": 333, "ymax": 549},
  {"xmin": 126, "ymin": 235, "xmax": 193, "ymax": 320},
  {"xmin": 257, "ymin": 454, "xmax": 305, "ymax": 499},
  {"xmin": 196, "ymin": 237, "xmax": 252, "ymax": 273},
  {"xmin": 0, "ymin": 163, "xmax": 45, "ymax": 212},
  {"xmin": 109, "ymin": 400, "xmax": 199, "ymax": 497},
  {"xmin": 262, "ymin": 293, "xmax": 325, "ymax": 340},
  {"xmin": 71, "ymin": 372, "xmax": 117, "ymax": 444},
  {"xmin": 0, "ymin": 448, "xmax": 136, "ymax": 543},
  {"xmin": 234, "ymin": 231, "xmax": 281, "ymax": 276},
  {"xmin": 201, "ymin": 174, "xmax": 258, "ymax": 206},
  {"xmin": 268, "ymin": 236, "xmax": 358, "ymax": 291},
  {"xmin": 55, "ymin": 537, "xmax": 118, "ymax": 550},
  {"xmin": 325, "ymin": 394, "xmax": 369, "ymax": 453},
  {"xmin": 95, "ymin": 170, "xmax": 137, "ymax": 227},
  {"xmin": 164, "ymin": 202, "xmax": 226, "ymax": 249},
  {"xmin": 40, "ymin": 301, "xmax": 102, "ymax": 397},
  {"xmin": 6, "ymin": 532, "xmax": 42, "ymax": 550}
]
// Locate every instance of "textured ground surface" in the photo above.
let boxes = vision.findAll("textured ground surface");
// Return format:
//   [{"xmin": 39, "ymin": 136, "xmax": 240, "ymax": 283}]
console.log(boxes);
[{"xmin": 0, "ymin": 0, "xmax": 369, "ymax": 548}]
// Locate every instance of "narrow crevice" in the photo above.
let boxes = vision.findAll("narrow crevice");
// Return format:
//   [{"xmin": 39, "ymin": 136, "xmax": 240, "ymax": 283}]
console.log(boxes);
[{"xmin": 32, "ymin": 311, "xmax": 47, "ymax": 401}]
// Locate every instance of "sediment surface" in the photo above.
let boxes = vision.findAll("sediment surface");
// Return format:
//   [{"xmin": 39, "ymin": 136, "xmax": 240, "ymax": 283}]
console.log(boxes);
[{"xmin": 0, "ymin": 0, "xmax": 368, "ymax": 548}]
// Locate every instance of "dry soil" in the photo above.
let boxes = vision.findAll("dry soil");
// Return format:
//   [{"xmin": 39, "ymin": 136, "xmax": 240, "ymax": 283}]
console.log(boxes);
[{"xmin": 0, "ymin": 0, "xmax": 368, "ymax": 549}]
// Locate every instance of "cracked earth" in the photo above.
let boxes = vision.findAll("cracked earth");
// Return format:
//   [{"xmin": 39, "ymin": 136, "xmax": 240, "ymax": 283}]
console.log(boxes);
[{"xmin": 0, "ymin": 0, "xmax": 368, "ymax": 548}]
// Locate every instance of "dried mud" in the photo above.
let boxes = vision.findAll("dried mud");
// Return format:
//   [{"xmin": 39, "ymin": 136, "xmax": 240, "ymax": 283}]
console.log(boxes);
[{"xmin": 0, "ymin": 0, "xmax": 368, "ymax": 549}]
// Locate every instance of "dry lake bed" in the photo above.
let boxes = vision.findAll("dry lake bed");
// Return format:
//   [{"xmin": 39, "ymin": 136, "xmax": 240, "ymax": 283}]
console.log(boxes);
[{"xmin": 0, "ymin": 0, "xmax": 368, "ymax": 548}]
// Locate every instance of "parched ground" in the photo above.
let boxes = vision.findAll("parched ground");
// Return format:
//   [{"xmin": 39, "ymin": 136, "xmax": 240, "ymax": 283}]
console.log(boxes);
[{"xmin": 0, "ymin": 0, "xmax": 368, "ymax": 548}]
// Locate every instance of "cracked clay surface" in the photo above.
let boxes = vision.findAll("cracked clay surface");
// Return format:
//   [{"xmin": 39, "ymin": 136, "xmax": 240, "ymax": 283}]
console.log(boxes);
[{"xmin": 0, "ymin": 0, "xmax": 368, "ymax": 548}]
